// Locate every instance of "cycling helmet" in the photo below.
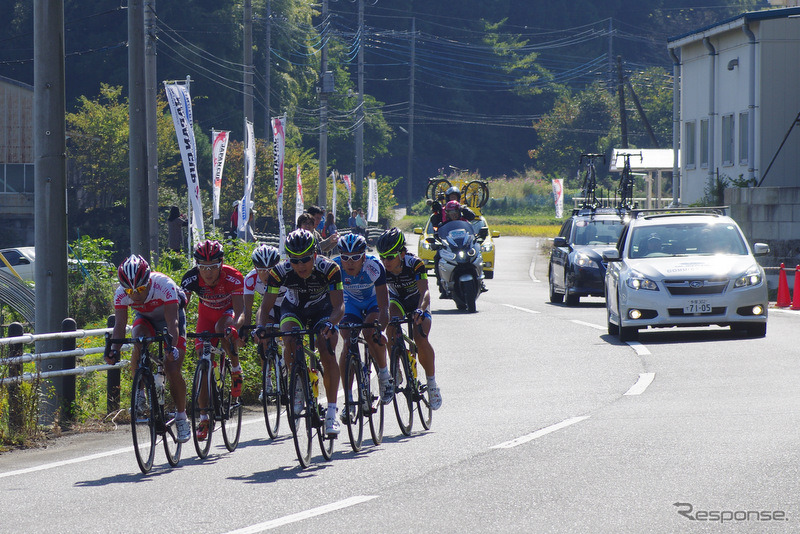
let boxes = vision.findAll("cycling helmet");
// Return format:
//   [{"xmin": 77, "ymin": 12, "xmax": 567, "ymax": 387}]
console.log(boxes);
[
  {"xmin": 194, "ymin": 239, "xmax": 224, "ymax": 262},
  {"xmin": 285, "ymin": 229, "xmax": 316, "ymax": 256},
  {"xmin": 376, "ymin": 228, "xmax": 405, "ymax": 256},
  {"xmin": 445, "ymin": 186, "xmax": 461, "ymax": 200},
  {"xmin": 338, "ymin": 233, "xmax": 367, "ymax": 254},
  {"xmin": 118, "ymin": 254, "xmax": 151, "ymax": 289},
  {"xmin": 251, "ymin": 244, "xmax": 280, "ymax": 269},
  {"xmin": 445, "ymin": 200, "xmax": 461, "ymax": 212}
]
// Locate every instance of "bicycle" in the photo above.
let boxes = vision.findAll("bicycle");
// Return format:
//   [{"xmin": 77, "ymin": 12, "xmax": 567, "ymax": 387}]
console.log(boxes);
[
  {"xmin": 339, "ymin": 322, "xmax": 385, "ymax": 452},
  {"xmin": 579, "ymin": 153, "xmax": 605, "ymax": 210},
  {"xmin": 388, "ymin": 316, "xmax": 432, "ymax": 436},
  {"xmin": 278, "ymin": 327, "xmax": 336, "ymax": 468},
  {"xmin": 244, "ymin": 324, "xmax": 289, "ymax": 440},
  {"xmin": 187, "ymin": 330, "xmax": 243, "ymax": 459},
  {"xmin": 615, "ymin": 151, "xmax": 642, "ymax": 211},
  {"xmin": 105, "ymin": 332, "xmax": 182, "ymax": 474}
]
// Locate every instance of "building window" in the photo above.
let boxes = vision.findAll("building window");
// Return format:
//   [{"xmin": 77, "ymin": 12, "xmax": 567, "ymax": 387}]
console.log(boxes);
[
  {"xmin": 700, "ymin": 119, "xmax": 709, "ymax": 168},
  {"xmin": 739, "ymin": 111, "xmax": 749, "ymax": 165},
  {"xmin": 684, "ymin": 121, "xmax": 696, "ymax": 169},
  {"xmin": 721, "ymin": 114, "xmax": 734, "ymax": 166},
  {"xmin": 0, "ymin": 164, "xmax": 35, "ymax": 193}
]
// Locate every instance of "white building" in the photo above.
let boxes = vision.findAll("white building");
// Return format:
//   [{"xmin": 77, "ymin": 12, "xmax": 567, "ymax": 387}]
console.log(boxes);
[{"xmin": 668, "ymin": 6, "xmax": 800, "ymax": 205}]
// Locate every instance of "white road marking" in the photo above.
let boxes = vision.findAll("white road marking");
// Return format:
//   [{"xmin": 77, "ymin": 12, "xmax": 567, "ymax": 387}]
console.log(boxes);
[
  {"xmin": 529, "ymin": 259, "xmax": 540, "ymax": 282},
  {"xmin": 502, "ymin": 304, "xmax": 540, "ymax": 314},
  {"xmin": 570, "ymin": 319, "xmax": 606, "ymax": 331},
  {"xmin": 224, "ymin": 496, "xmax": 379, "ymax": 533},
  {"xmin": 624, "ymin": 372, "xmax": 655, "ymax": 396},
  {"xmin": 490, "ymin": 416, "xmax": 590, "ymax": 449},
  {"xmin": 626, "ymin": 341, "xmax": 651, "ymax": 356}
]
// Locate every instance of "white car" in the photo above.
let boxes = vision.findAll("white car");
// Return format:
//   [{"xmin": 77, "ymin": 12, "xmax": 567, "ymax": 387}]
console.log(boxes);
[
  {"xmin": 0, "ymin": 247, "xmax": 35, "ymax": 282},
  {"xmin": 603, "ymin": 211, "xmax": 769, "ymax": 341}
]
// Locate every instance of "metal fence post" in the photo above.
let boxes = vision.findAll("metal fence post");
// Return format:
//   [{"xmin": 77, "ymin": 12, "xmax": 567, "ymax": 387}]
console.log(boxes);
[
  {"xmin": 106, "ymin": 315, "xmax": 120, "ymax": 412},
  {"xmin": 8, "ymin": 322, "xmax": 24, "ymax": 433},
  {"xmin": 61, "ymin": 318, "xmax": 77, "ymax": 422}
]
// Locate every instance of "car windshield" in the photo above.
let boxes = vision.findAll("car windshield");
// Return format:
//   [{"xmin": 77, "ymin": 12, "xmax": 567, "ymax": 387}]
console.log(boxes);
[
  {"xmin": 629, "ymin": 222, "xmax": 748, "ymax": 259},
  {"xmin": 572, "ymin": 219, "xmax": 624, "ymax": 246}
]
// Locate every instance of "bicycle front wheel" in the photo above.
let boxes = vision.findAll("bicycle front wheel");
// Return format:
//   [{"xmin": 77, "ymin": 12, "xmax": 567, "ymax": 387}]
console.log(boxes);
[
  {"xmin": 162, "ymin": 405, "xmax": 182, "ymax": 467},
  {"xmin": 289, "ymin": 363, "xmax": 313, "ymax": 468},
  {"xmin": 221, "ymin": 363, "xmax": 242, "ymax": 452},
  {"xmin": 191, "ymin": 361, "xmax": 213, "ymax": 459},
  {"xmin": 416, "ymin": 368, "xmax": 433, "ymax": 431},
  {"xmin": 367, "ymin": 356, "xmax": 384, "ymax": 446},
  {"xmin": 343, "ymin": 354, "xmax": 364, "ymax": 452},
  {"xmin": 131, "ymin": 369, "xmax": 156, "ymax": 474},
  {"xmin": 391, "ymin": 344, "xmax": 413, "ymax": 436},
  {"xmin": 261, "ymin": 348, "xmax": 282, "ymax": 439}
]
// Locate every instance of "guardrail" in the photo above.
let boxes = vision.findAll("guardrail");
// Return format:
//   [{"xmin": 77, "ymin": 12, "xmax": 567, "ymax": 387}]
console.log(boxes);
[{"xmin": 0, "ymin": 317, "xmax": 131, "ymax": 428}]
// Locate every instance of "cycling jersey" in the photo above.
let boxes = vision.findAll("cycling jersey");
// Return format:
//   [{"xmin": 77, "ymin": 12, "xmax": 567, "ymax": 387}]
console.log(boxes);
[
  {"xmin": 114, "ymin": 271, "xmax": 185, "ymax": 322},
  {"xmin": 180, "ymin": 264, "xmax": 244, "ymax": 312},
  {"xmin": 385, "ymin": 253, "xmax": 427, "ymax": 301},
  {"xmin": 334, "ymin": 254, "xmax": 386, "ymax": 321},
  {"xmin": 266, "ymin": 255, "xmax": 342, "ymax": 308}
]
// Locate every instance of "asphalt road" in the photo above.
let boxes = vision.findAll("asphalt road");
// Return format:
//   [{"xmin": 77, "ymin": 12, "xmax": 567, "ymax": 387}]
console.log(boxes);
[{"xmin": 2, "ymin": 235, "xmax": 800, "ymax": 533}]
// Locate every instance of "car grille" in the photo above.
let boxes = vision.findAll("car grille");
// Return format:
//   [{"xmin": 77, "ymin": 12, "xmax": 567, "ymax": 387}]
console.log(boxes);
[{"xmin": 663, "ymin": 279, "xmax": 728, "ymax": 296}]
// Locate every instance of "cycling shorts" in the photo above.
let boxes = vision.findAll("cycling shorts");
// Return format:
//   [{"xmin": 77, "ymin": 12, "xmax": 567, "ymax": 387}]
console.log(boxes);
[
  {"xmin": 133, "ymin": 309, "xmax": 187, "ymax": 350},
  {"xmin": 343, "ymin": 295, "xmax": 379, "ymax": 325},
  {"xmin": 280, "ymin": 299, "xmax": 333, "ymax": 332},
  {"xmin": 193, "ymin": 307, "xmax": 235, "ymax": 351},
  {"xmin": 390, "ymin": 294, "xmax": 432, "ymax": 321}
]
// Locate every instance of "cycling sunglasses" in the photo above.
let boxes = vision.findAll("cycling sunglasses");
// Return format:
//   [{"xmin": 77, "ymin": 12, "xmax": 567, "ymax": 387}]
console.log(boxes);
[
  {"xmin": 124, "ymin": 285, "xmax": 148, "ymax": 296},
  {"xmin": 197, "ymin": 262, "xmax": 222, "ymax": 271},
  {"xmin": 289, "ymin": 255, "xmax": 313, "ymax": 265},
  {"xmin": 340, "ymin": 253, "xmax": 364, "ymax": 262},
  {"xmin": 379, "ymin": 251, "xmax": 401, "ymax": 260}
]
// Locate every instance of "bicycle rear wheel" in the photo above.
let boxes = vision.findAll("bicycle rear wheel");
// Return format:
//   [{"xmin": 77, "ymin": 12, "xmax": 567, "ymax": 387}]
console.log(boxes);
[
  {"xmin": 416, "ymin": 372, "xmax": 433, "ymax": 430},
  {"xmin": 426, "ymin": 178, "xmax": 451, "ymax": 201},
  {"xmin": 367, "ymin": 356, "xmax": 384, "ymax": 445},
  {"xmin": 261, "ymin": 347, "xmax": 282, "ymax": 439},
  {"xmin": 131, "ymin": 369, "xmax": 156, "ymax": 474},
  {"xmin": 343, "ymin": 354, "xmax": 364, "ymax": 452},
  {"xmin": 162, "ymin": 404, "xmax": 182, "ymax": 467},
  {"xmin": 289, "ymin": 363, "xmax": 313, "ymax": 468},
  {"xmin": 391, "ymin": 344, "xmax": 413, "ymax": 436},
  {"xmin": 221, "ymin": 362, "xmax": 242, "ymax": 452},
  {"xmin": 191, "ymin": 361, "xmax": 213, "ymax": 459}
]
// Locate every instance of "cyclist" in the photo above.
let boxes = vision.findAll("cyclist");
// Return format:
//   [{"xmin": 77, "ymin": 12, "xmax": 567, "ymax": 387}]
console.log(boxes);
[
  {"xmin": 333, "ymin": 233, "xmax": 394, "ymax": 407},
  {"xmin": 257, "ymin": 229, "xmax": 345, "ymax": 435},
  {"xmin": 106, "ymin": 255, "xmax": 191, "ymax": 443},
  {"xmin": 242, "ymin": 244, "xmax": 284, "ymax": 401},
  {"xmin": 180, "ymin": 239, "xmax": 245, "ymax": 441},
  {"xmin": 376, "ymin": 228, "xmax": 442, "ymax": 410}
]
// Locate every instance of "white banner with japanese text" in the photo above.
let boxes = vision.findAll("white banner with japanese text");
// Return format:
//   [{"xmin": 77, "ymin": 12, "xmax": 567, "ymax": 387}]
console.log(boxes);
[{"xmin": 211, "ymin": 130, "xmax": 230, "ymax": 221}]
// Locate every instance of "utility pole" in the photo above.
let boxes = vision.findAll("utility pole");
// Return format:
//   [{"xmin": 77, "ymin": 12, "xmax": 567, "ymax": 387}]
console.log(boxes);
[
  {"xmin": 617, "ymin": 55, "xmax": 628, "ymax": 148},
  {"xmin": 129, "ymin": 0, "xmax": 149, "ymax": 260},
  {"xmin": 406, "ymin": 18, "xmax": 415, "ymax": 208},
  {"xmin": 318, "ymin": 0, "xmax": 329, "ymax": 207},
  {"xmin": 264, "ymin": 0, "xmax": 271, "ymax": 137},
  {"xmin": 355, "ymin": 0, "xmax": 365, "ymax": 204},
  {"xmin": 33, "ymin": 0, "xmax": 69, "ymax": 424},
  {"xmin": 608, "ymin": 18, "xmax": 614, "ymax": 93},
  {"xmin": 145, "ymin": 0, "xmax": 159, "ymax": 260},
  {"xmin": 244, "ymin": 0, "xmax": 254, "ymax": 133}
]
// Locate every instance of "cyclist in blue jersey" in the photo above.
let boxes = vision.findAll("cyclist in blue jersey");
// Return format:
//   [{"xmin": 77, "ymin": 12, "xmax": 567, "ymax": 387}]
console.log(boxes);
[
  {"xmin": 333, "ymin": 233, "xmax": 394, "ymax": 405},
  {"xmin": 376, "ymin": 228, "xmax": 442, "ymax": 410}
]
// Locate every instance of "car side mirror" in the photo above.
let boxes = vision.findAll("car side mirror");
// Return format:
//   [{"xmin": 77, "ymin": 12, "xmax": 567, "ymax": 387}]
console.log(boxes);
[
  {"xmin": 602, "ymin": 249, "xmax": 621, "ymax": 262},
  {"xmin": 413, "ymin": 227, "xmax": 423, "ymax": 235},
  {"xmin": 752, "ymin": 242, "xmax": 769, "ymax": 256},
  {"xmin": 17, "ymin": 257, "xmax": 30, "ymax": 265},
  {"xmin": 491, "ymin": 230, "xmax": 500, "ymax": 238},
  {"xmin": 553, "ymin": 236, "xmax": 568, "ymax": 248}
]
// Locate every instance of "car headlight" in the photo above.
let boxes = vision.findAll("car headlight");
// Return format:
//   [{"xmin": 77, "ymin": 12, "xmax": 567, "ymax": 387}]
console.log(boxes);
[
  {"xmin": 625, "ymin": 270, "xmax": 659, "ymax": 291},
  {"xmin": 734, "ymin": 265, "xmax": 762, "ymax": 288},
  {"xmin": 574, "ymin": 253, "xmax": 598, "ymax": 268},
  {"xmin": 481, "ymin": 243, "xmax": 494, "ymax": 252}
]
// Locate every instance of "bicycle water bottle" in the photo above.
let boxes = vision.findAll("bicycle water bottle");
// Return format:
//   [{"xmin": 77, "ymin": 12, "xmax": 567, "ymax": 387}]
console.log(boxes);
[
  {"xmin": 155, "ymin": 366, "xmax": 166, "ymax": 405},
  {"xmin": 408, "ymin": 349, "xmax": 417, "ymax": 379},
  {"xmin": 213, "ymin": 360, "xmax": 221, "ymax": 388},
  {"xmin": 307, "ymin": 354, "xmax": 319, "ymax": 397}
]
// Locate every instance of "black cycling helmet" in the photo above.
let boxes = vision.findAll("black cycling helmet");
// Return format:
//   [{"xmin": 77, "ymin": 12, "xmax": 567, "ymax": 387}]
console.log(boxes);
[
  {"xmin": 376, "ymin": 228, "xmax": 405, "ymax": 256},
  {"xmin": 251, "ymin": 244, "xmax": 281, "ymax": 268},
  {"xmin": 338, "ymin": 233, "xmax": 367, "ymax": 254},
  {"xmin": 445, "ymin": 185, "xmax": 461, "ymax": 200},
  {"xmin": 285, "ymin": 229, "xmax": 316, "ymax": 257}
]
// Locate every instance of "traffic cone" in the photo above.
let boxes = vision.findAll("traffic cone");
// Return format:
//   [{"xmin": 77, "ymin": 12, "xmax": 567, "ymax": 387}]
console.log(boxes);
[
  {"xmin": 777, "ymin": 263, "xmax": 791, "ymax": 307},
  {"xmin": 792, "ymin": 266, "xmax": 800, "ymax": 310}
]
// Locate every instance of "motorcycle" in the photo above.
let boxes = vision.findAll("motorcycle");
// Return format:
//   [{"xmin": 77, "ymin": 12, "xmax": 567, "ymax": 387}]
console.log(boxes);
[{"xmin": 429, "ymin": 220, "xmax": 487, "ymax": 313}]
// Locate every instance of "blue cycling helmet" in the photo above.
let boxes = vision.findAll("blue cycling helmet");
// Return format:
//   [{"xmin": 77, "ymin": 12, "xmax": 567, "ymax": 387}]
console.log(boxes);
[{"xmin": 338, "ymin": 233, "xmax": 367, "ymax": 254}]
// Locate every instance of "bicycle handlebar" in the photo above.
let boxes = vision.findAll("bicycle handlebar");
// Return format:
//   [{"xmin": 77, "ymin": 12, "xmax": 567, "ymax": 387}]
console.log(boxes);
[
  {"xmin": 387, "ymin": 315, "xmax": 427, "ymax": 339},
  {"xmin": 340, "ymin": 321, "xmax": 384, "ymax": 346}
]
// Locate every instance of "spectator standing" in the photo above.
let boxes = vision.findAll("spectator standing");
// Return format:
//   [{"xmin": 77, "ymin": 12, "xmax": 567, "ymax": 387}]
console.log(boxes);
[{"xmin": 167, "ymin": 206, "xmax": 188, "ymax": 252}]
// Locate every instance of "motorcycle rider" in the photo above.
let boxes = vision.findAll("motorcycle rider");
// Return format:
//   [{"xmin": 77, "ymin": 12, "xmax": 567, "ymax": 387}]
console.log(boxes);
[{"xmin": 432, "ymin": 200, "xmax": 485, "ymax": 294}]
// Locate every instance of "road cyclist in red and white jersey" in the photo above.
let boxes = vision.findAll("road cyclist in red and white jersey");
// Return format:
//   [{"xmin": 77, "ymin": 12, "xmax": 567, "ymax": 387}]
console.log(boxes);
[
  {"xmin": 180, "ymin": 239, "xmax": 245, "ymax": 441},
  {"xmin": 242, "ymin": 244, "xmax": 284, "ymax": 402},
  {"xmin": 105, "ymin": 255, "xmax": 191, "ymax": 442}
]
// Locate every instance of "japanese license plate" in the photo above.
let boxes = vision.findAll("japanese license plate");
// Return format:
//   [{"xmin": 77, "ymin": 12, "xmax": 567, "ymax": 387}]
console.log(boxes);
[{"xmin": 684, "ymin": 299, "xmax": 712, "ymax": 314}]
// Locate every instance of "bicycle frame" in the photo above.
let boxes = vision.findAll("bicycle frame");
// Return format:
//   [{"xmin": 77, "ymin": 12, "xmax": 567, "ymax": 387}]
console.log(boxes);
[
  {"xmin": 387, "ymin": 316, "xmax": 432, "ymax": 435},
  {"xmin": 340, "ymin": 322, "xmax": 384, "ymax": 450}
]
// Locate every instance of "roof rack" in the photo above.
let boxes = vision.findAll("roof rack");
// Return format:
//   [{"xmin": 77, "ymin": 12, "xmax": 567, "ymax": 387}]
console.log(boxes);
[{"xmin": 632, "ymin": 206, "xmax": 729, "ymax": 218}]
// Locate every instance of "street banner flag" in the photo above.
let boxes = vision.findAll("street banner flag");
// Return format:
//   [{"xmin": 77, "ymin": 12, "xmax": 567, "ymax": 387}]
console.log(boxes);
[
  {"xmin": 271, "ymin": 116, "xmax": 287, "ymax": 254},
  {"xmin": 211, "ymin": 130, "xmax": 230, "ymax": 221},
  {"xmin": 367, "ymin": 177, "xmax": 379, "ymax": 223},
  {"xmin": 165, "ymin": 82, "xmax": 204, "ymax": 243},
  {"xmin": 341, "ymin": 174, "xmax": 353, "ymax": 214},
  {"xmin": 295, "ymin": 164, "xmax": 304, "ymax": 225},
  {"xmin": 552, "ymin": 178, "xmax": 564, "ymax": 219},
  {"xmin": 331, "ymin": 171, "xmax": 337, "ymax": 221},
  {"xmin": 238, "ymin": 120, "xmax": 256, "ymax": 237}
]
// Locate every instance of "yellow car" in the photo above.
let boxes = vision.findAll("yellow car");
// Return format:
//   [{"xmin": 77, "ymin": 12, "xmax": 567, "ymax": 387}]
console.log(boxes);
[{"xmin": 413, "ymin": 215, "xmax": 499, "ymax": 279}]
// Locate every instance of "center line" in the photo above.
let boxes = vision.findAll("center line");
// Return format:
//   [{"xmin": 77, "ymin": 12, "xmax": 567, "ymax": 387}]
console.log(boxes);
[
  {"xmin": 503, "ymin": 304, "xmax": 540, "ymax": 314},
  {"xmin": 224, "ymin": 496, "xmax": 379, "ymax": 533},
  {"xmin": 624, "ymin": 372, "xmax": 655, "ymax": 396},
  {"xmin": 570, "ymin": 319, "xmax": 606, "ymax": 331},
  {"xmin": 490, "ymin": 416, "xmax": 590, "ymax": 449}
]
